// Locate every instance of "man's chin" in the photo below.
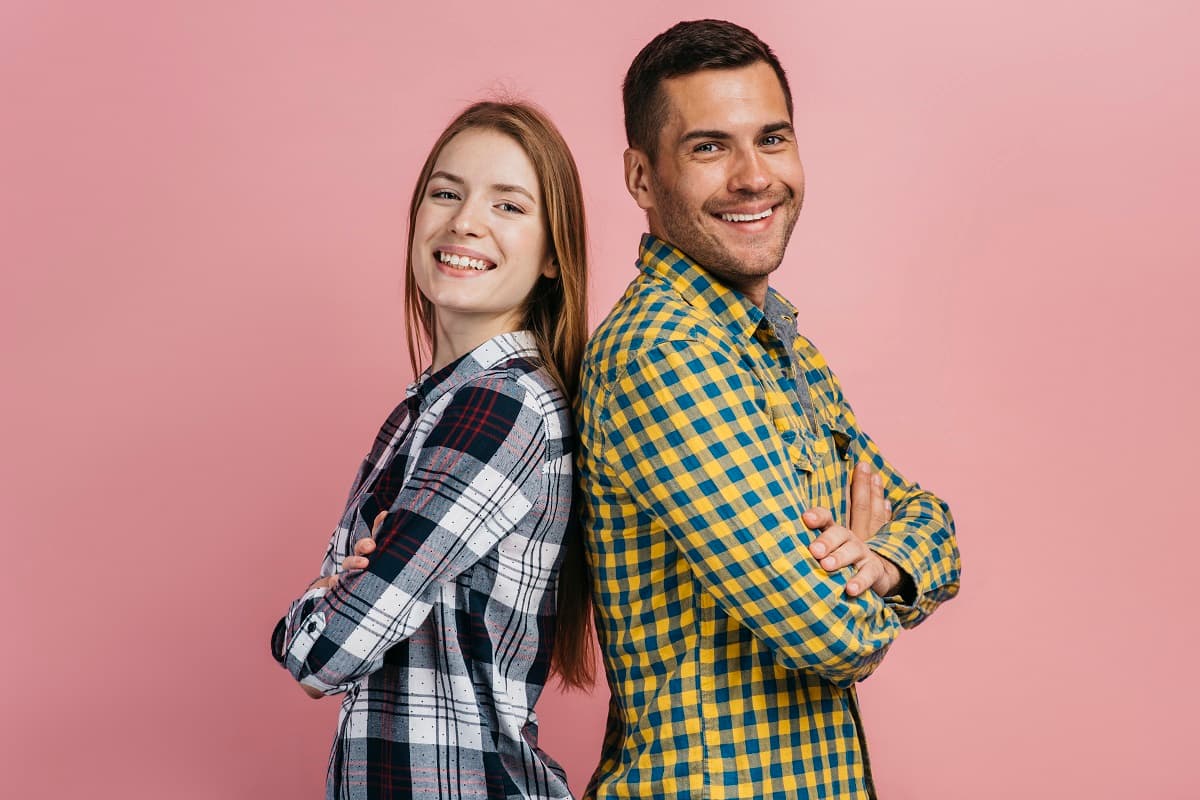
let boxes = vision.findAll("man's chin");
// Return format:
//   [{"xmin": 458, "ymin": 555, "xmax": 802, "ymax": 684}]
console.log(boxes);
[
  {"xmin": 721, "ymin": 243, "xmax": 787, "ymax": 277},
  {"xmin": 702, "ymin": 223, "xmax": 787, "ymax": 261}
]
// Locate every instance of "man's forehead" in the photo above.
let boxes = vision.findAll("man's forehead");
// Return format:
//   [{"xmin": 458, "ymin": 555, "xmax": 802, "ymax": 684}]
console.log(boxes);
[{"xmin": 659, "ymin": 62, "xmax": 790, "ymax": 136}]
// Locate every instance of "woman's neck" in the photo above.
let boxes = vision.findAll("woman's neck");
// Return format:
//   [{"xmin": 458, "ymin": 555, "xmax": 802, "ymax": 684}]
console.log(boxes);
[{"xmin": 430, "ymin": 311, "xmax": 524, "ymax": 373}]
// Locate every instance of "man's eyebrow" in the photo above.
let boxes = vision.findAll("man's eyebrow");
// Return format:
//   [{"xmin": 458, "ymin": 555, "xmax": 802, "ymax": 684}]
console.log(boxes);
[
  {"xmin": 428, "ymin": 171, "xmax": 536, "ymax": 203},
  {"xmin": 680, "ymin": 129, "xmax": 732, "ymax": 144},
  {"xmin": 678, "ymin": 121, "xmax": 795, "ymax": 145}
]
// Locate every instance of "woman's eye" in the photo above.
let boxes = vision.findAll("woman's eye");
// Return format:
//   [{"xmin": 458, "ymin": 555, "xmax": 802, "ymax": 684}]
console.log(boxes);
[
  {"xmin": 497, "ymin": 202, "xmax": 525, "ymax": 214},
  {"xmin": 430, "ymin": 189, "xmax": 459, "ymax": 200}
]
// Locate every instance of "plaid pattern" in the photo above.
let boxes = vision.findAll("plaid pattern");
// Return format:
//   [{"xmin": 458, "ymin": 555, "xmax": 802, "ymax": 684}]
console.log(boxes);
[
  {"xmin": 577, "ymin": 236, "xmax": 961, "ymax": 800},
  {"xmin": 273, "ymin": 331, "xmax": 574, "ymax": 800}
]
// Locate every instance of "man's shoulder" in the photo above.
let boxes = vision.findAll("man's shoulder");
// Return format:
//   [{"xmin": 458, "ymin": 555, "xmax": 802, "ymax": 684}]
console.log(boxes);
[
  {"xmin": 790, "ymin": 329, "xmax": 829, "ymax": 368},
  {"xmin": 582, "ymin": 276, "xmax": 718, "ymax": 388}
]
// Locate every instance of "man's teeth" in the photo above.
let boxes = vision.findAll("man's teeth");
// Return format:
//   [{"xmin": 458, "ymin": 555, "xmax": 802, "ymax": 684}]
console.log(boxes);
[
  {"xmin": 720, "ymin": 207, "xmax": 774, "ymax": 222},
  {"xmin": 438, "ymin": 252, "xmax": 491, "ymax": 271}
]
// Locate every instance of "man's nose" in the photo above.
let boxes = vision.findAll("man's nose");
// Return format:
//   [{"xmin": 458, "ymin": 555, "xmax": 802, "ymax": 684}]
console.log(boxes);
[{"xmin": 728, "ymin": 149, "xmax": 771, "ymax": 194}]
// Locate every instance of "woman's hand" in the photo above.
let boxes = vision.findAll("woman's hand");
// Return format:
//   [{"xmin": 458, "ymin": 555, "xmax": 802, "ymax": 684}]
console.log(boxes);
[{"xmin": 307, "ymin": 511, "xmax": 386, "ymax": 590}]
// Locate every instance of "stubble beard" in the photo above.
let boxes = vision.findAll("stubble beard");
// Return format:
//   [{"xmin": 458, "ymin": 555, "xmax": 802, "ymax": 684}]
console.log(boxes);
[{"xmin": 650, "ymin": 172, "xmax": 802, "ymax": 294}]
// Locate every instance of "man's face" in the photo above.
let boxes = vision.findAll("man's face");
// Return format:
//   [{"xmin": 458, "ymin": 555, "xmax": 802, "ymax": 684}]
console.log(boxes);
[{"xmin": 626, "ymin": 61, "xmax": 804, "ymax": 303}]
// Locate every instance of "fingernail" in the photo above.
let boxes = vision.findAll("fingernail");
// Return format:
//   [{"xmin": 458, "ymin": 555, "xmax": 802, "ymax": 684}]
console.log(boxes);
[
  {"xmin": 872, "ymin": 474, "xmax": 881, "ymax": 488},
  {"xmin": 857, "ymin": 462, "xmax": 870, "ymax": 474},
  {"xmin": 848, "ymin": 582, "xmax": 859, "ymax": 594},
  {"xmin": 822, "ymin": 556, "xmax": 836, "ymax": 569},
  {"xmin": 810, "ymin": 542, "xmax": 825, "ymax": 557},
  {"xmin": 885, "ymin": 500, "xmax": 892, "ymax": 511}
]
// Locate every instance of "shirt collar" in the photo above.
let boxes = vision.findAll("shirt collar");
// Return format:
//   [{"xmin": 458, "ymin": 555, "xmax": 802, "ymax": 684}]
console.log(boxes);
[
  {"xmin": 405, "ymin": 330, "xmax": 538, "ymax": 411},
  {"xmin": 762, "ymin": 291, "xmax": 800, "ymax": 339},
  {"xmin": 637, "ymin": 233, "xmax": 796, "ymax": 342}
]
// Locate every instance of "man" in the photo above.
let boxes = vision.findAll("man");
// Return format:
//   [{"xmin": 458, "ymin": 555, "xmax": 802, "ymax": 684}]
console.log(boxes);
[{"xmin": 576, "ymin": 19, "xmax": 961, "ymax": 799}]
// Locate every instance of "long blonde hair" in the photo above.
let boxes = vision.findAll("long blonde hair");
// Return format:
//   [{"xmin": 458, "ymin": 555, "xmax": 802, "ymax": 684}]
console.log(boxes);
[{"xmin": 402, "ymin": 101, "xmax": 593, "ymax": 688}]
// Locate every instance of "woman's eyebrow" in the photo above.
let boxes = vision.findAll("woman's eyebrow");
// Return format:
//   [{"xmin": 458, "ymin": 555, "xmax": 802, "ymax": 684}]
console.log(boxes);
[
  {"xmin": 429, "ymin": 171, "xmax": 535, "ymax": 202},
  {"xmin": 492, "ymin": 183, "xmax": 536, "ymax": 202}
]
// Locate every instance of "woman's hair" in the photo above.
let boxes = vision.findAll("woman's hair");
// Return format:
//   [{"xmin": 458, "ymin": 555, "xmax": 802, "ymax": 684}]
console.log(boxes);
[{"xmin": 403, "ymin": 101, "xmax": 594, "ymax": 689}]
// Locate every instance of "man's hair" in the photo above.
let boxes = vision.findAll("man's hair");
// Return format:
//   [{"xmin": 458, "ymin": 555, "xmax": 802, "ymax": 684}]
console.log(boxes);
[{"xmin": 623, "ymin": 19, "xmax": 793, "ymax": 162}]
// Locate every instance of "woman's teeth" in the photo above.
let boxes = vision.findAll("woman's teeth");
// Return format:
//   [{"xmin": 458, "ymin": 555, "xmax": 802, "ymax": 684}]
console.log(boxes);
[
  {"xmin": 719, "ymin": 207, "xmax": 774, "ymax": 222},
  {"xmin": 438, "ymin": 252, "xmax": 492, "ymax": 271}
]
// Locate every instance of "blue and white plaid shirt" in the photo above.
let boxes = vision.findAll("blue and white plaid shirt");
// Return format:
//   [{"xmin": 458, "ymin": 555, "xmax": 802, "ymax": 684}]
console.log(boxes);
[{"xmin": 273, "ymin": 331, "xmax": 575, "ymax": 800}]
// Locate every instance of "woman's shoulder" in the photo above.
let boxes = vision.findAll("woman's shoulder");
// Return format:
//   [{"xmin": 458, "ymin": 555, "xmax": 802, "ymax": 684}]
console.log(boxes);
[
  {"xmin": 433, "ymin": 353, "xmax": 560, "ymax": 415},
  {"xmin": 467, "ymin": 357, "xmax": 569, "ymax": 426}
]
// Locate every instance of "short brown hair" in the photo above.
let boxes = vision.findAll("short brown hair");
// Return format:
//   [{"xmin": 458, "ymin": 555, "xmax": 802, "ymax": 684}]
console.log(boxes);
[{"xmin": 623, "ymin": 19, "xmax": 793, "ymax": 161}]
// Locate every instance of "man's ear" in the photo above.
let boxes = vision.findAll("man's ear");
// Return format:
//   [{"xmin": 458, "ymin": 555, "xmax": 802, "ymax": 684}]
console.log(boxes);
[{"xmin": 624, "ymin": 148, "xmax": 655, "ymax": 212}]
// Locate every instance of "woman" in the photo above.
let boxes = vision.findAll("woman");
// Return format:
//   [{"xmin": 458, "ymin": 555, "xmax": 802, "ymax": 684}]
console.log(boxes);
[{"xmin": 271, "ymin": 101, "xmax": 592, "ymax": 799}]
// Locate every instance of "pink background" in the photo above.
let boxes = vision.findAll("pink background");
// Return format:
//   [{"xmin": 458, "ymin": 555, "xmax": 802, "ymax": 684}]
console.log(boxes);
[{"xmin": 3, "ymin": 1, "xmax": 1198, "ymax": 797}]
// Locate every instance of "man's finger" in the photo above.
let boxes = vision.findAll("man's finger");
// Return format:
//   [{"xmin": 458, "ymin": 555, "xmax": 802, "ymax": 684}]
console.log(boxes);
[
  {"xmin": 813, "ymin": 528, "xmax": 867, "ymax": 570},
  {"xmin": 869, "ymin": 472, "xmax": 889, "ymax": 533},
  {"xmin": 371, "ymin": 511, "xmax": 388, "ymax": 536},
  {"xmin": 353, "ymin": 537, "xmax": 376, "ymax": 557},
  {"xmin": 849, "ymin": 462, "xmax": 874, "ymax": 539},
  {"xmin": 803, "ymin": 506, "xmax": 835, "ymax": 532},
  {"xmin": 809, "ymin": 524, "xmax": 852, "ymax": 562},
  {"xmin": 846, "ymin": 556, "xmax": 883, "ymax": 597}
]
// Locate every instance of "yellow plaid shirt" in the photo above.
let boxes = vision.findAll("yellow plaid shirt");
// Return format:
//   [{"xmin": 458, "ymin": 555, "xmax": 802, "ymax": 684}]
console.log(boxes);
[{"xmin": 577, "ymin": 235, "xmax": 961, "ymax": 799}]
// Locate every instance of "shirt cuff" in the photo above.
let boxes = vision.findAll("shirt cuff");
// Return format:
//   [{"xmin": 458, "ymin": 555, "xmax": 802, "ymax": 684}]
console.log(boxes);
[
  {"xmin": 270, "ymin": 617, "xmax": 287, "ymax": 664},
  {"xmin": 868, "ymin": 535, "xmax": 922, "ymax": 622},
  {"xmin": 274, "ymin": 586, "xmax": 329, "ymax": 665}
]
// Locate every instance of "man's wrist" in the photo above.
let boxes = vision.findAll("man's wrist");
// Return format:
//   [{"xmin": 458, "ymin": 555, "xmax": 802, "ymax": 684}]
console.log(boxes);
[{"xmin": 876, "ymin": 555, "xmax": 916, "ymax": 603}]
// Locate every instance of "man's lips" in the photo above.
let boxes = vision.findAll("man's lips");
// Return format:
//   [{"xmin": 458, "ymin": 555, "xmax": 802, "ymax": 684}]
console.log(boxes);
[
  {"xmin": 708, "ymin": 194, "xmax": 789, "ymax": 224},
  {"xmin": 715, "ymin": 206, "xmax": 775, "ymax": 223}
]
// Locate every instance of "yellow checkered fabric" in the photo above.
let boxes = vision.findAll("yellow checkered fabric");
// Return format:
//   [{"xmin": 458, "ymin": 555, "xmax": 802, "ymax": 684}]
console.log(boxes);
[{"xmin": 578, "ymin": 235, "xmax": 961, "ymax": 799}]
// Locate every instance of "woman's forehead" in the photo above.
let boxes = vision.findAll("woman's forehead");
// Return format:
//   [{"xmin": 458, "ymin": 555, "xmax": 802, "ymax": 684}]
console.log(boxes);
[{"xmin": 432, "ymin": 129, "xmax": 541, "ymax": 201}]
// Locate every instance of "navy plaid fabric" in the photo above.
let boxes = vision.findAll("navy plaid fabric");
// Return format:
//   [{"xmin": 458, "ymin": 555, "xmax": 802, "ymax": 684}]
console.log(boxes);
[
  {"xmin": 273, "ymin": 332, "xmax": 574, "ymax": 800},
  {"xmin": 577, "ymin": 236, "xmax": 961, "ymax": 799}
]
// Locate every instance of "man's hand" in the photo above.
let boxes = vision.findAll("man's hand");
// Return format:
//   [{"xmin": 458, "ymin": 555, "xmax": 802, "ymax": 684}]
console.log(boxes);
[
  {"xmin": 804, "ymin": 463, "xmax": 903, "ymax": 597},
  {"xmin": 307, "ymin": 511, "xmax": 385, "ymax": 591}
]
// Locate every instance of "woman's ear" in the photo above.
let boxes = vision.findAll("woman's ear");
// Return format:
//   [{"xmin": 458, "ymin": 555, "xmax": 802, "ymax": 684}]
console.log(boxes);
[{"xmin": 541, "ymin": 254, "xmax": 560, "ymax": 280}]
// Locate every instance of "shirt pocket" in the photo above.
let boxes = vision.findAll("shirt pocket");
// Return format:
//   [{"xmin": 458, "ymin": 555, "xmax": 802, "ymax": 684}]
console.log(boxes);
[
  {"xmin": 760, "ymin": 379, "xmax": 814, "ymax": 476},
  {"xmin": 814, "ymin": 418, "xmax": 855, "ymax": 522},
  {"xmin": 779, "ymin": 426, "xmax": 814, "ymax": 475}
]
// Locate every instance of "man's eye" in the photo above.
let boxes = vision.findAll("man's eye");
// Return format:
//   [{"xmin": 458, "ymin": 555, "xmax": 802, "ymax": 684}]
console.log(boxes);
[
  {"xmin": 694, "ymin": 142, "xmax": 720, "ymax": 153},
  {"xmin": 762, "ymin": 135, "xmax": 785, "ymax": 146}
]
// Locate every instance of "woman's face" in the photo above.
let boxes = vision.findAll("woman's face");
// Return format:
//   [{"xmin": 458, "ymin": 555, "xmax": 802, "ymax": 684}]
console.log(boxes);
[{"xmin": 411, "ymin": 128, "xmax": 557, "ymax": 341}]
